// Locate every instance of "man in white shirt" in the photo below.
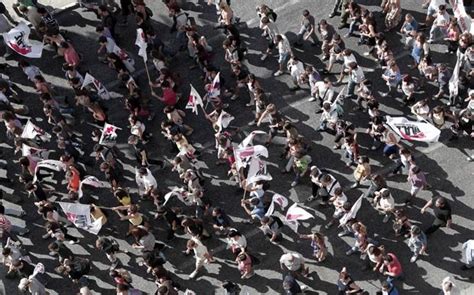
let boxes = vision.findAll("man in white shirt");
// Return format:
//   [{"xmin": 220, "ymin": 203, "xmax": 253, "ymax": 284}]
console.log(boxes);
[
  {"xmin": 279, "ymin": 252, "xmax": 309, "ymax": 277},
  {"xmin": 461, "ymin": 240, "xmax": 474, "ymax": 270},
  {"xmin": 136, "ymin": 167, "xmax": 157, "ymax": 199},
  {"xmin": 287, "ymin": 55, "xmax": 304, "ymax": 90},
  {"xmin": 311, "ymin": 78, "xmax": 335, "ymax": 113},
  {"xmin": 186, "ymin": 237, "xmax": 214, "ymax": 278},
  {"xmin": 346, "ymin": 62, "xmax": 365, "ymax": 99},
  {"xmin": 274, "ymin": 34, "xmax": 292, "ymax": 77},
  {"xmin": 428, "ymin": 4, "xmax": 450, "ymax": 43}
]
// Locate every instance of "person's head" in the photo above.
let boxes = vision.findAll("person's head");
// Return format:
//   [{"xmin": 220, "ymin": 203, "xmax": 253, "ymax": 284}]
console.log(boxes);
[
  {"xmin": 322, "ymin": 101, "xmax": 331, "ymax": 111},
  {"xmin": 334, "ymin": 187, "xmax": 343, "ymax": 197},
  {"xmin": 186, "ymin": 239, "xmax": 197, "ymax": 250},
  {"xmin": 48, "ymin": 241, "xmax": 60, "ymax": 253},
  {"xmin": 435, "ymin": 197, "xmax": 447, "ymax": 208},
  {"xmin": 383, "ymin": 254, "xmax": 394, "ymax": 264},
  {"xmin": 260, "ymin": 216, "xmax": 270, "ymax": 225},
  {"xmin": 275, "ymin": 35, "xmax": 283, "ymax": 43},
  {"xmin": 128, "ymin": 135, "xmax": 139, "ymax": 145},
  {"xmin": 19, "ymin": 156, "xmax": 30, "ymax": 168},
  {"xmin": 128, "ymin": 204, "xmax": 139, "ymax": 215},
  {"xmin": 60, "ymin": 41, "xmax": 70, "ymax": 49},
  {"xmin": 405, "ymin": 13, "xmax": 413, "ymax": 22},
  {"xmin": 438, "ymin": 4, "xmax": 446, "ymax": 13},
  {"xmin": 381, "ymin": 281, "xmax": 392, "ymax": 292},
  {"xmin": 410, "ymin": 225, "xmax": 421, "ymax": 236},
  {"xmin": 25, "ymin": 182, "xmax": 36, "ymax": 192},
  {"xmin": 130, "ymin": 226, "xmax": 148, "ymax": 240},
  {"xmin": 99, "ymin": 162, "xmax": 110, "ymax": 172},
  {"xmin": 302, "ymin": 9, "xmax": 310, "ymax": 17},
  {"xmin": 266, "ymin": 103, "xmax": 276, "ymax": 113}
]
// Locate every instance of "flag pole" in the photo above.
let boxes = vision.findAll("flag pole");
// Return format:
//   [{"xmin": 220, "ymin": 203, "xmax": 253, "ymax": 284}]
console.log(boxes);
[{"xmin": 144, "ymin": 60, "xmax": 153, "ymax": 93}]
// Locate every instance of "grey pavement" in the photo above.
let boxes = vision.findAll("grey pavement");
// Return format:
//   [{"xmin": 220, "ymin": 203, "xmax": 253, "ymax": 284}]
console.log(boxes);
[{"xmin": 0, "ymin": 0, "xmax": 473, "ymax": 294}]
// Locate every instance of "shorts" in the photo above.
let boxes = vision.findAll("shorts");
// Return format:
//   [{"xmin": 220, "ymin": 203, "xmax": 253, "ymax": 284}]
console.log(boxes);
[
  {"xmin": 278, "ymin": 52, "xmax": 289, "ymax": 64},
  {"xmin": 410, "ymin": 185, "xmax": 422, "ymax": 196},
  {"xmin": 383, "ymin": 144, "xmax": 398, "ymax": 157}
]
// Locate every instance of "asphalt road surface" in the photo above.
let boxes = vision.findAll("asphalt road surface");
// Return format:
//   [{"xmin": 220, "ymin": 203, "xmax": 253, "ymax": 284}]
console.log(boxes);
[{"xmin": 0, "ymin": 0, "xmax": 473, "ymax": 294}]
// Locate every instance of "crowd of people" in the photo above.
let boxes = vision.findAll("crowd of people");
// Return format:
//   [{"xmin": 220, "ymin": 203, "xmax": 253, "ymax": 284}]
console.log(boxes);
[{"xmin": 0, "ymin": 0, "xmax": 473, "ymax": 294}]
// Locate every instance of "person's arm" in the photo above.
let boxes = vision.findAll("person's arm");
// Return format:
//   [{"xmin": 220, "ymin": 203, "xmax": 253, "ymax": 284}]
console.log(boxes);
[
  {"xmin": 256, "ymin": 110, "xmax": 269, "ymax": 126},
  {"xmin": 420, "ymin": 199, "xmax": 433, "ymax": 214}
]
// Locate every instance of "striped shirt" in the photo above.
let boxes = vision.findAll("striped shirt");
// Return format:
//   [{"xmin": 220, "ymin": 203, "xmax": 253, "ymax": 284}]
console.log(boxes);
[{"xmin": 0, "ymin": 214, "xmax": 12, "ymax": 233}]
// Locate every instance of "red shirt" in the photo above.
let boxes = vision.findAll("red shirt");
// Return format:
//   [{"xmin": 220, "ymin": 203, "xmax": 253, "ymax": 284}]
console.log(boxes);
[
  {"xmin": 162, "ymin": 88, "xmax": 177, "ymax": 106},
  {"xmin": 0, "ymin": 215, "xmax": 12, "ymax": 233},
  {"xmin": 386, "ymin": 253, "xmax": 403, "ymax": 277},
  {"xmin": 64, "ymin": 45, "xmax": 80, "ymax": 67}
]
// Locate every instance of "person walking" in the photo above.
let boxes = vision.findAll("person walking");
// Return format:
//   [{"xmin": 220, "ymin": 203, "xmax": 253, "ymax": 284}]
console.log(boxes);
[{"xmin": 421, "ymin": 196, "xmax": 452, "ymax": 236}]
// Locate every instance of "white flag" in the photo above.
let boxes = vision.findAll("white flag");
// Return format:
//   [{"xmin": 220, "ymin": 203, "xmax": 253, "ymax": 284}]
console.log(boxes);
[
  {"xmin": 266, "ymin": 193, "xmax": 289, "ymax": 216},
  {"xmin": 216, "ymin": 110, "xmax": 235, "ymax": 132},
  {"xmin": 238, "ymin": 130, "xmax": 268, "ymax": 148},
  {"xmin": 234, "ymin": 145, "xmax": 269, "ymax": 170},
  {"xmin": 99, "ymin": 123, "xmax": 120, "ymax": 146},
  {"xmin": 208, "ymin": 72, "xmax": 220, "ymax": 98},
  {"xmin": 449, "ymin": 56, "xmax": 461, "ymax": 98},
  {"xmin": 284, "ymin": 203, "xmax": 314, "ymax": 232},
  {"xmin": 81, "ymin": 73, "xmax": 110, "ymax": 100},
  {"xmin": 135, "ymin": 28, "xmax": 148, "ymax": 62},
  {"xmin": 113, "ymin": 44, "xmax": 135, "ymax": 72},
  {"xmin": 163, "ymin": 187, "xmax": 192, "ymax": 206},
  {"xmin": 339, "ymin": 195, "xmax": 363, "ymax": 226},
  {"xmin": 21, "ymin": 144, "xmax": 48, "ymax": 159},
  {"xmin": 36, "ymin": 160, "xmax": 65, "ymax": 172},
  {"xmin": 449, "ymin": 0, "xmax": 473, "ymax": 34},
  {"xmin": 78, "ymin": 176, "xmax": 103, "ymax": 199},
  {"xmin": 21, "ymin": 120, "xmax": 50, "ymax": 141},
  {"xmin": 3, "ymin": 22, "xmax": 43, "ymax": 58},
  {"xmin": 58, "ymin": 202, "xmax": 102, "ymax": 235},
  {"xmin": 186, "ymin": 84, "xmax": 204, "ymax": 115},
  {"xmin": 386, "ymin": 116, "xmax": 441, "ymax": 142},
  {"xmin": 246, "ymin": 157, "xmax": 272, "ymax": 185}
]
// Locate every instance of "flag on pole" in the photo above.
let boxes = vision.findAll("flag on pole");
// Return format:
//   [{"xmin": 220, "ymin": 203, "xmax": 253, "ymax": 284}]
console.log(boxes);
[
  {"xmin": 113, "ymin": 44, "xmax": 135, "ymax": 72},
  {"xmin": 33, "ymin": 159, "xmax": 66, "ymax": 182},
  {"xmin": 238, "ymin": 130, "xmax": 268, "ymax": 148},
  {"xmin": 234, "ymin": 145, "xmax": 269, "ymax": 169},
  {"xmin": 386, "ymin": 116, "xmax": 441, "ymax": 142},
  {"xmin": 78, "ymin": 176, "xmax": 104, "ymax": 199},
  {"xmin": 339, "ymin": 195, "xmax": 363, "ymax": 225},
  {"xmin": 58, "ymin": 202, "xmax": 103, "ymax": 235},
  {"xmin": 284, "ymin": 203, "xmax": 314, "ymax": 232},
  {"xmin": 186, "ymin": 84, "xmax": 204, "ymax": 115},
  {"xmin": 208, "ymin": 72, "xmax": 220, "ymax": 98},
  {"xmin": 163, "ymin": 187, "xmax": 192, "ymax": 206},
  {"xmin": 449, "ymin": 56, "xmax": 461, "ymax": 98},
  {"xmin": 216, "ymin": 110, "xmax": 235, "ymax": 132},
  {"xmin": 135, "ymin": 28, "xmax": 148, "ymax": 62},
  {"xmin": 21, "ymin": 120, "xmax": 50, "ymax": 141},
  {"xmin": 21, "ymin": 143, "xmax": 48, "ymax": 159},
  {"xmin": 81, "ymin": 73, "xmax": 110, "ymax": 100},
  {"xmin": 99, "ymin": 123, "xmax": 120, "ymax": 146},
  {"xmin": 266, "ymin": 193, "xmax": 289, "ymax": 216},
  {"xmin": 3, "ymin": 23, "xmax": 44, "ymax": 58},
  {"xmin": 246, "ymin": 157, "xmax": 272, "ymax": 185}
]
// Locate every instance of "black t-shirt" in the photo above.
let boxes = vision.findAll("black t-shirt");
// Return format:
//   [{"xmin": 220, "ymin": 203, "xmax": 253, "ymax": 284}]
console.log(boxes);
[
  {"xmin": 433, "ymin": 202, "xmax": 452, "ymax": 223},
  {"xmin": 113, "ymin": 59, "xmax": 127, "ymax": 72},
  {"xmin": 33, "ymin": 184, "xmax": 47, "ymax": 202}
]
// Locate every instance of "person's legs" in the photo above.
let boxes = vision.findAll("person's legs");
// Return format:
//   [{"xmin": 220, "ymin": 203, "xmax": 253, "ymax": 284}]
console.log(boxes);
[
  {"xmin": 295, "ymin": 26, "xmax": 306, "ymax": 45},
  {"xmin": 425, "ymin": 222, "xmax": 441, "ymax": 235},
  {"xmin": 331, "ymin": 0, "xmax": 342, "ymax": 16}
]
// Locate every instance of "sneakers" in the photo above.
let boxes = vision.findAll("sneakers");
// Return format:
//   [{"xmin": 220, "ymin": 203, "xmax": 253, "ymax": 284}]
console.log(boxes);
[
  {"xmin": 260, "ymin": 54, "xmax": 268, "ymax": 61},
  {"xmin": 230, "ymin": 94, "xmax": 238, "ymax": 100},
  {"xmin": 69, "ymin": 239, "xmax": 78, "ymax": 245},
  {"xmin": 245, "ymin": 102, "xmax": 255, "ymax": 107},
  {"xmin": 307, "ymin": 195, "xmax": 316, "ymax": 202},
  {"xmin": 274, "ymin": 70, "xmax": 284, "ymax": 77},
  {"xmin": 410, "ymin": 255, "xmax": 418, "ymax": 263},
  {"xmin": 350, "ymin": 183, "xmax": 359, "ymax": 189},
  {"xmin": 329, "ymin": 13, "xmax": 336, "ymax": 18},
  {"xmin": 291, "ymin": 181, "xmax": 298, "ymax": 187},
  {"xmin": 308, "ymin": 96, "xmax": 316, "ymax": 102},
  {"xmin": 383, "ymin": 215, "xmax": 390, "ymax": 223},
  {"xmin": 247, "ymin": 121, "xmax": 257, "ymax": 126}
]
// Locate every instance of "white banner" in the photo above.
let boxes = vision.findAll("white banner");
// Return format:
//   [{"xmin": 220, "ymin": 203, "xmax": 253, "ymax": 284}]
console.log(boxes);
[
  {"xmin": 3, "ymin": 22, "xmax": 43, "ymax": 58},
  {"xmin": 238, "ymin": 130, "xmax": 268, "ymax": 148},
  {"xmin": 186, "ymin": 84, "xmax": 204, "ymax": 115},
  {"xmin": 208, "ymin": 72, "xmax": 220, "ymax": 98},
  {"xmin": 216, "ymin": 110, "xmax": 235, "ymax": 132},
  {"xmin": 265, "ymin": 193, "xmax": 289, "ymax": 216},
  {"xmin": 163, "ymin": 187, "xmax": 192, "ymax": 206},
  {"xmin": 113, "ymin": 45, "xmax": 135, "ymax": 72},
  {"xmin": 135, "ymin": 28, "xmax": 148, "ymax": 62},
  {"xmin": 58, "ymin": 202, "xmax": 102, "ymax": 235},
  {"xmin": 449, "ymin": 0, "xmax": 474, "ymax": 34},
  {"xmin": 284, "ymin": 203, "xmax": 314, "ymax": 232},
  {"xmin": 386, "ymin": 116, "xmax": 441, "ymax": 142},
  {"xmin": 78, "ymin": 176, "xmax": 103, "ymax": 199},
  {"xmin": 99, "ymin": 123, "xmax": 120, "ymax": 146},
  {"xmin": 21, "ymin": 120, "xmax": 50, "ymax": 141},
  {"xmin": 340, "ymin": 195, "xmax": 363, "ymax": 226},
  {"xmin": 81, "ymin": 73, "xmax": 110, "ymax": 100},
  {"xmin": 449, "ymin": 56, "xmax": 461, "ymax": 98},
  {"xmin": 234, "ymin": 145, "xmax": 269, "ymax": 170},
  {"xmin": 246, "ymin": 157, "xmax": 272, "ymax": 185}
]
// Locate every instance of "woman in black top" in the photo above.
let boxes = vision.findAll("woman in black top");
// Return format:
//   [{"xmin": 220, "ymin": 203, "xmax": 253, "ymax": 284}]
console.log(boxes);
[{"xmin": 257, "ymin": 104, "xmax": 285, "ymax": 146}]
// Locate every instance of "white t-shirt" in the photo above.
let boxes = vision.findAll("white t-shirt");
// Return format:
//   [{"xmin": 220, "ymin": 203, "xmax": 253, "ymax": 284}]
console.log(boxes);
[
  {"xmin": 141, "ymin": 172, "xmax": 157, "ymax": 190},
  {"xmin": 313, "ymin": 81, "xmax": 334, "ymax": 101},
  {"xmin": 279, "ymin": 253, "xmax": 304, "ymax": 271},
  {"xmin": 434, "ymin": 11, "xmax": 450, "ymax": 27},
  {"xmin": 277, "ymin": 36, "xmax": 291, "ymax": 54}
]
